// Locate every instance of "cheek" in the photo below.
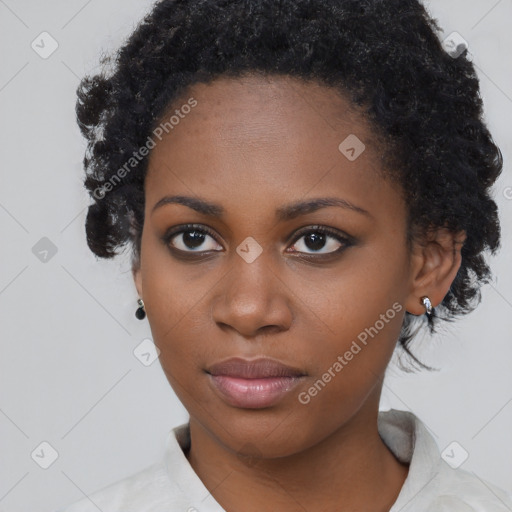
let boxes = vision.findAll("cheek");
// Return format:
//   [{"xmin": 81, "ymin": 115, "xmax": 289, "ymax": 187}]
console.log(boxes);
[
  {"xmin": 297, "ymin": 241, "xmax": 408, "ymax": 346},
  {"xmin": 321, "ymin": 274, "xmax": 406, "ymax": 354},
  {"xmin": 303, "ymin": 294, "xmax": 404, "ymax": 396},
  {"xmin": 295, "ymin": 244, "xmax": 408, "ymax": 389},
  {"xmin": 139, "ymin": 236, "xmax": 202, "ymax": 361},
  {"xmin": 293, "ymin": 291, "xmax": 404, "ymax": 442}
]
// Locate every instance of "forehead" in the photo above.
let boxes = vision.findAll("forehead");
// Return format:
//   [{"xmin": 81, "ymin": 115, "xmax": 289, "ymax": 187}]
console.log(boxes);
[
  {"xmin": 154, "ymin": 74, "xmax": 372, "ymax": 146},
  {"xmin": 147, "ymin": 74, "xmax": 381, "ymax": 169},
  {"xmin": 144, "ymin": 74, "xmax": 398, "ymax": 224}
]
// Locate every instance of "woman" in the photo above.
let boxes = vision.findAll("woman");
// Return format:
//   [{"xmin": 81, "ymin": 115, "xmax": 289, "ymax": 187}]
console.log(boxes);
[{"xmin": 60, "ymin": 0, "xmax": 512, "ymax": 510}]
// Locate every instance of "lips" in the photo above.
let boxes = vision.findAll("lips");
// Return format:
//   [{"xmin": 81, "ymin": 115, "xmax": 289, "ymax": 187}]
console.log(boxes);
[
  {"xmin": 207, "ymin": 357, "xmax": 305, "ymax": 379},
  {"xmin": 206, "ymin": 357, "xmax": 307, "ymax": 409}
]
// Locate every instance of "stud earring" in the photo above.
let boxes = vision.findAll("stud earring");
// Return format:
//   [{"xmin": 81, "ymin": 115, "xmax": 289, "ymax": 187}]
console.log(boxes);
[
  {"xmin": 135, "ymin": 298, "xmax": 146, "ymax": 320},
  {"xmin": 420, "ymin": 296, "xmax": 433, "ymax": 317}
]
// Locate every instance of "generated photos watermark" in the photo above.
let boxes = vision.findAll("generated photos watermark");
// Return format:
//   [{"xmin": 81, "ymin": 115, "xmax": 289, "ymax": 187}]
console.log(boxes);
[
  {"xmin": 93, "ymin": 97, "xmax": 198, "ymax": 200},
  {"xmin": 298, "ymin": 302, "xmax": 403, "ymax": 405}
]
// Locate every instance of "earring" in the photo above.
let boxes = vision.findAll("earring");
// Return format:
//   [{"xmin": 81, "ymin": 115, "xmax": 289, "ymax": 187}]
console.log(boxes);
[
  {"xmin": 135, "ymin": 298, "xmax": 146, "ymax": 320},
  {"xmin": 420, "ymin": 296, "xmax": 433, "ymax": 317}
]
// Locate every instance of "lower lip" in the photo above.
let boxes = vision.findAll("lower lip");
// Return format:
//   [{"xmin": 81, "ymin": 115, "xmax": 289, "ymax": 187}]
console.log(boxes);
[{"xmin": 208, "ymin": 374, "xmax": 304, "ymax": 409}]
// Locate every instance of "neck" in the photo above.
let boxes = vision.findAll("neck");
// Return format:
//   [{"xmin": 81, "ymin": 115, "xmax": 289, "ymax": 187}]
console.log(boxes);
[{"xmin": 186, "ymin": 393, "xmax": 409, "ymax": 512}]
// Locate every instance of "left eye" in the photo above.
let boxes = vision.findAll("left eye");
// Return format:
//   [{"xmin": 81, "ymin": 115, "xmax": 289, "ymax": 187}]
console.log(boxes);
[{"xmin": 287, "ymin": 227, "xmax": 348, "ymax": 255}]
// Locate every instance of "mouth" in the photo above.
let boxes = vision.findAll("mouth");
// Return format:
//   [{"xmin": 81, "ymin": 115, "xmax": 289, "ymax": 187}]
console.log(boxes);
[{"xmin": 205, "ymin": 357, "xmax": 307, "ymax": 409}]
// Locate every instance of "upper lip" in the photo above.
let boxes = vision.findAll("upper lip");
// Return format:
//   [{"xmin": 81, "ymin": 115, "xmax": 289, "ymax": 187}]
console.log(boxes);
[{"xmin": 206, "ymin": 357, "xmax": 306, "ymax": 379}]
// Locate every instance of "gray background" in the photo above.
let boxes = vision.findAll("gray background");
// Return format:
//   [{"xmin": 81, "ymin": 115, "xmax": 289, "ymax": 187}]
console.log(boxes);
[{"xmin": 0, "ymin": 1, "xmax": 511, "ymax": 511}]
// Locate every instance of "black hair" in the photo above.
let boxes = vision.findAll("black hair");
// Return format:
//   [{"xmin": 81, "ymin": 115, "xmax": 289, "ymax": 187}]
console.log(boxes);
[{"xmin": 75, "ymin": 0, "xmax": 503, "ymax": 371}]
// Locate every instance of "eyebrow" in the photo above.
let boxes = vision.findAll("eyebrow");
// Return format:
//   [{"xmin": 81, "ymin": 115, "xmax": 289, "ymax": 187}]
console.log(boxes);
[{"xmin": 151, "ymin": 195, "xmax": 371, "ymax": 221}]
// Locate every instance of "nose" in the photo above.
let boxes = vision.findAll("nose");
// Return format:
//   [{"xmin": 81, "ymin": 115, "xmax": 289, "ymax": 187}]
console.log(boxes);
[{"xmin": 211, "ymin": 252, "xmax": 293, "ymax": 338}]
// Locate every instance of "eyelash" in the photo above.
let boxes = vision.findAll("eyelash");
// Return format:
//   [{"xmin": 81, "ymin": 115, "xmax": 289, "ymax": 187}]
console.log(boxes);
[{"xmin": 161, "ymin": 223, "xmax": 354, "ymax": 260}]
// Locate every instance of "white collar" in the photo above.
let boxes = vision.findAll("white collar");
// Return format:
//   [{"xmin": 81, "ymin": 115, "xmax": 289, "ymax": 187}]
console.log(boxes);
[
  {"xmin": 163, "ymin": 408, "xmax": 444, "ymax": 511},
  {"xmin": 378, "ymin": 409, "xmax": 442, "ymax": 510}
]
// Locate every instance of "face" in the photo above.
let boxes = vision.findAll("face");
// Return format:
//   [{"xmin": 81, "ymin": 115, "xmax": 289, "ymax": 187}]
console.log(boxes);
[{"xmin": 134, "ymin": 74, "xmax": 418, "ymax": 458}]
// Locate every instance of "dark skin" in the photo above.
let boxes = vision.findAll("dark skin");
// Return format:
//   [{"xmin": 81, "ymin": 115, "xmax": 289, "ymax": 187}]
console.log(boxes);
[{"xmin": 133, "ymin": 74, "xmax": 465, "ymax": 511}]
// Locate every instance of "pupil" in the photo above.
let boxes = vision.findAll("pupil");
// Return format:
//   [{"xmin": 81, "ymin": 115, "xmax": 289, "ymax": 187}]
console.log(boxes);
[
  {"xmin": 305, "ymin": 232, "xmax": 325, "ymax": 251},
  {"xmin": 184, "ymin": 230, "xmax": 205, "ymax": 249}
]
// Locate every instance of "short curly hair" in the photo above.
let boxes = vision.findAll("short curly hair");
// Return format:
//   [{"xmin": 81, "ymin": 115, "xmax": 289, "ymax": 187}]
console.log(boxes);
[{"xmin": 76, "ymin": 0, "xmax": 503, "ymax": 370}]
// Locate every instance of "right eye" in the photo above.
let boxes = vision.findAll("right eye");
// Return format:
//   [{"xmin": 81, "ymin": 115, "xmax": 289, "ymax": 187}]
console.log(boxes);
[{"xmin": 162, "ymin": 224, "xmax": 223, "ymax": 254}]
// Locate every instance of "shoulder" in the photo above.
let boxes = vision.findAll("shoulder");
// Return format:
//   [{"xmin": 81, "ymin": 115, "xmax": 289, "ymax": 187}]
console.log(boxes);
[
  {"xmin": 426, "ymin": 462, "xmax": 512, "ymax": 512},
  {"xmin": 379, "ymin": 409, "xmax": 512, "ymax": 512},
  {"xmin": 55, "ymin": 423, "xmax": 197, "ymax": 512},
  {"xmin": 55, "ymin": 461, "xmax": 181, "ymax": 512}
]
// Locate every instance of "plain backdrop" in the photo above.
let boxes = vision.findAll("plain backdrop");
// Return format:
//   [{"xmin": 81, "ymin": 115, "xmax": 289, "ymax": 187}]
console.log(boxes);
[{"xmin": 0, "ymin": 1, "xmax": 511, "ymax": 511}]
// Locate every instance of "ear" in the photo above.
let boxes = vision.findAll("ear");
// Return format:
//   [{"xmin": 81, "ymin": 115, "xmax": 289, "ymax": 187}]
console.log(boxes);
[{"xmin": 404, "ymin": 228, "xmax": 466, "ymax": 315}]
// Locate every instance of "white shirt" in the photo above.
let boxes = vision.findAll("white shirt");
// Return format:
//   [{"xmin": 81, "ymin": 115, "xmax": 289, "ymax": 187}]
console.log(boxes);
[{"xmin": 58, "ymin": 409, "xmax": 512, "ymax": 511}]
